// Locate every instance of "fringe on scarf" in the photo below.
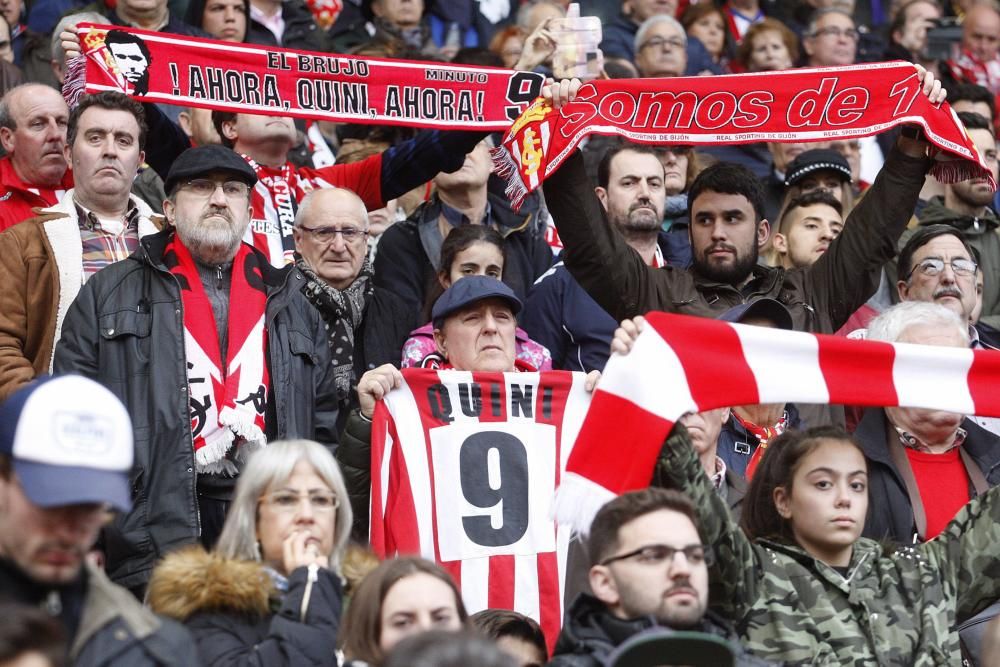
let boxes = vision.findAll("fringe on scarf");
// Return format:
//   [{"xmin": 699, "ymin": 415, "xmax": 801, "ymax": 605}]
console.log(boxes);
[
  {"xmin": 930, "ymin": 160, "xmax": 999, "ymax": 190},
  {"xmin": 62, "ymin": 54, "xmax": 88, "ymax": 109},
  {"xmin": 490, "ymin": 145, "xmax": 530, "ymax": 212},
  {"xmin": 195, "ymin": 430, "xmax": 238, "ymax": 475},
  {"xmin": 550, "ymin": 472, "xmax": 617, "ymax": 537}
]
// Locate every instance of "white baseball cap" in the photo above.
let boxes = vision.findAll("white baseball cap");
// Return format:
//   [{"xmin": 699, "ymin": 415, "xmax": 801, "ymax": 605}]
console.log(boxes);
[{"xmin": 0, "ymin": 375, "xmax": 134, "ymax": 511}]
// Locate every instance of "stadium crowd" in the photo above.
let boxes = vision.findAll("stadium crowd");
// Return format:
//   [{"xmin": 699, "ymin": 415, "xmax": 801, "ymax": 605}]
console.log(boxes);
[{"xmin": 3, "ymin": 0, "xmax": 1000, "ymax": 664}]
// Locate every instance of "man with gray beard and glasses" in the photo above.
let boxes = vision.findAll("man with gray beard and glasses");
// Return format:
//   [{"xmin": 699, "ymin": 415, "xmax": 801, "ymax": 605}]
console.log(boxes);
[{"xmin": 53, "ymin": 144, "xmax": 337, "ymax": 598}]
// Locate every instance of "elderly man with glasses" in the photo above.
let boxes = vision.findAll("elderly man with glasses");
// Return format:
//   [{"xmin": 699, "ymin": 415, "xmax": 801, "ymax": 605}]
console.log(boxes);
[
  {"xmin": 53, "ymin": 143, "xmax": 338, "ymax": 598},
  {"xmin": 803, "ymin": 8, "xmax": 858, "ymax": 67},
  {"xmin": 548, "ymin": 487, "xmax": 770, "ymax": 666},
  {"xmin": 292, "ymin": 187, "xmax": 414, "ymax": 432}
]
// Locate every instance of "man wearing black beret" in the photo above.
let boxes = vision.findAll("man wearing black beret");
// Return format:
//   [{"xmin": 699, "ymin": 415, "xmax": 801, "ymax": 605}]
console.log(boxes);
[{"xmin": 53, "ymin": 144, "xmax": 339, "ymax": 598}]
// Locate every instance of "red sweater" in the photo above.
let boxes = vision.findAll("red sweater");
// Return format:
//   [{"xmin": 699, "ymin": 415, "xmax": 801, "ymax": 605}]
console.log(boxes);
[
  {"xmin": 0, "ymin": 156, "xmax": 72, "ymax": 232},
  {"xmin": 905, "ymin": 447, "xmax": 971, "ymax": 539}
]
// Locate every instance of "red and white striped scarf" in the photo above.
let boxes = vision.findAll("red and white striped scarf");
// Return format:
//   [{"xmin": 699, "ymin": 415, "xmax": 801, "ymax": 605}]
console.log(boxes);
[
  {"xmin": 554, "ymin": 311, "xmax": 1000, "ymax": 533},
  {"xmin": 165, "ymin": 236, "xmax": 270, "ymax": 474}
]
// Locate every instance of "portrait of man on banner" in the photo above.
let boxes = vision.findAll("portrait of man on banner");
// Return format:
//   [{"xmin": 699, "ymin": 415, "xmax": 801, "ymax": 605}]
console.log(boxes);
[{"xmin": 105, "ymin": 29, "xmax": 152, "ymax": 95}]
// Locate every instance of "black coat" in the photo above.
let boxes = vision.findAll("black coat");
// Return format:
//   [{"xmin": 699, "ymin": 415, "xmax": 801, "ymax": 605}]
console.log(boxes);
[
  {"xmin": 246, "ymin": 0, "xmax": 332, "ymax": 51},
  {"xmin": 147, "ymin": 548, "xmax": 341, "ymax": 666},
  {"xmin": 53, "ymin": 229, "xmax": 339, "ymax": 592},
  {"xmin": 549, "ymin": 594, "xmax": 771, "ymax": 667},
  {"xmin": 373, "ymin": 192, "xmax": 555, "ymax": 323},
  {"xmin": 857, "ymin": 408, "xmax": 1000, "ymax": 545}
]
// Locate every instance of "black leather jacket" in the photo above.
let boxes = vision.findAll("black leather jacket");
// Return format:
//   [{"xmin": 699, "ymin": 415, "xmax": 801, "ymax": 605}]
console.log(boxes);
[{"xmin": 54, "ymin": 228, "xmax": 338, "ymax": 592}]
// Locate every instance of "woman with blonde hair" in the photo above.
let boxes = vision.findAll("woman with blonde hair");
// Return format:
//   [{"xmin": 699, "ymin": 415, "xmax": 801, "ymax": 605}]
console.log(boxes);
[{"xmin": 147, "ymin": 440, "xmax": 352, "ymax": 667}]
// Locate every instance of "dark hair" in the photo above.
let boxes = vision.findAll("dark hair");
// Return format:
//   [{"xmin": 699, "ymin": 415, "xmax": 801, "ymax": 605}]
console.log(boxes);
[
  {"xmin": 889, "ymin": 0, "xmax": 935, "ymax": 48},
  {"xmin": 597, "ymin": 141, "xmax": 664, "ymax": 190},
  {"xmin": 67, "ymin": 91, "xmax": 148, "ymax": 152},
  {"xmin": 740, "ymin": 426, "xmax": 863, "ymax": 544},
  {"xmin": 422, "ymin": 225, "xmax": 506, "ymax": 321},
  {"xmin": 0, "ymin": 603, "xmax": 67, "ymax": 666},
  {"xmin": 212, "ymin": 110, "xmax": 237, "ymax": 148},
  {"xmin": 0, "ymin": 453, "xmax": 10, "ymax": 479},
  {"xmin": 340, "ymin": 557, "xmax": 469, "ymax": 665},
  {"xmin": 687, "ymin": 161, "xmax": 766, "ymax": 222},
  {"xmin": 451, "ymin": 47, "xmax": 503, "ymax": 67},
  {"xmin": 736, "ymin": 18, "xmax": 799, "ymax": 70},
  {"xmin": 470, "ymin": 609, "xmax": 548, "ymax": 662},
  {"xmin": 950, "ymin": 82, "xmax": 996, "ymax": 121},
  {"xmin": 957, "ymin": 110, "xmax": 992, "ymax": 133},
  {"xmin": 382, "ymin": 630, "xmax": 518, "ymax": 667},
  {"xmin": 587, "ymin": 487, "xmax": 700, "ymax": 567},
  {"xmin": 777, "ymin": 189, "xmax": 843, "ymax": 233},
  {"xmin": 897, "ymin": 224, "xmax": 978, "ymax": 281},
  {"xmin": 680, "ymin": 3, "xmax": 730, "ymax": 58},
  {"xmin": 104, "ymin": 29, "xmax": 151, "ymax": 58}
]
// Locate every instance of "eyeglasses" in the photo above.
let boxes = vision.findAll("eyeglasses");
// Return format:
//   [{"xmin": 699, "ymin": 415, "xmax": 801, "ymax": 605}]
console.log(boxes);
[
  {"xmin": 600, "ymin": 543, "xmax": 714, "ymax": 567},
  {"xmin": 260, "ymin": 491, "xmax": 340, "ymax": 513},
  {"xmin": 180, "ymin": 178, "xmax": 250, "ymax": 199},
  {"xmin": 811, "ymin": 26, "xmax": 859, "ymax": 40},
  {"xmin": 907, "ymin": 257, "xmax": 978, "ymax": 280},
  {"xmin": 298, "ymin": 225, "xmax": 369, "ymax": 244},
  {"xmin": 639, "ymin": 36, "xmax": 686, "ymax": 52}
]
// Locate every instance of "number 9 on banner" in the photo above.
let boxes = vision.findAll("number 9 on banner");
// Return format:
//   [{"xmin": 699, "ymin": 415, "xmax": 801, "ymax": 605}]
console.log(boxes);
[{"xmin": 430, "ymin": 422, "xmax": 558, "ymax": 562}]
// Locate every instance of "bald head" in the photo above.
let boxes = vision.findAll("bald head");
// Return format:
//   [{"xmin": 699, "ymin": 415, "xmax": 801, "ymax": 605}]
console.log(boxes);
[
  {"xmin": 0, "ymin": 84, "xmax": 69, "ymax": 187},
  {"xmin": 964, "ymin": 3, "xmax": 1000, "ymax": 62},
  {"xmin": 293, "ymin": 188, "xmax": 370, "ymax": 289}
]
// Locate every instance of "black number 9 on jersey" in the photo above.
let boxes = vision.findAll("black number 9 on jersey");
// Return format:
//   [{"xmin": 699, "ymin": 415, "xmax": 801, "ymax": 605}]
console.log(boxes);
[{"xmin": 459, "ymin": 431, "xmax": 531, "ymax": 547}]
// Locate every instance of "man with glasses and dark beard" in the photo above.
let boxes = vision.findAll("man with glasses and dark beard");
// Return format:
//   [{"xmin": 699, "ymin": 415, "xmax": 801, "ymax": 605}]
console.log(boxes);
[
  {"xmin": 53, "ymin": 144, "xmax": 337, "ymax": 597},
  {"xmin": 548, "ymin": 487, "xmax": 769, "ymax": 666}
]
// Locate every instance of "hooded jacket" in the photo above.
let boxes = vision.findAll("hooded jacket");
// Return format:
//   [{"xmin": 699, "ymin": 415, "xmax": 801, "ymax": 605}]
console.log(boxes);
[
  {"xmin": 549, "ymin": 593, "xmax": 771, "ymax": 667},
  {"xmin": 147, "ymin": 547, "xmax": 342, "ymax": 667},
  {"xmin": 660, "ymin": 426, "xmax": 1000, "ymax": 665},
  {"xmin": 911, "ymin": 197, "xmax": 1000, "ymax": 329},
  {"xmin": 52, "ymin": 228, "xmax": 339, "ymax": 592},
  {"xmin": 373, "ymin": 192, "xmax": 554, "ymax": 323}
]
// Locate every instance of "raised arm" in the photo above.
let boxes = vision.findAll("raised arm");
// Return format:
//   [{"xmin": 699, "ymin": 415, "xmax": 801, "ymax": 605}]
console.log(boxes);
[
  {"xmin": 803, "ymin": 67, "xmax": 941, "ymax": 330},
  {"xmin": 655, "ymin": 424, "xmax": 762, "ymax": 621}
]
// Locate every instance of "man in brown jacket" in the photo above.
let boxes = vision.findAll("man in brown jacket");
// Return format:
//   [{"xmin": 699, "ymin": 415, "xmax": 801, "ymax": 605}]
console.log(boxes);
[
  {"xmin": 543, "ymin": 69, "xmax": 944, "ymax": 336},
  {"xmin": 0, "ymin": 91, "xmax": 159, "ymax": 401}
]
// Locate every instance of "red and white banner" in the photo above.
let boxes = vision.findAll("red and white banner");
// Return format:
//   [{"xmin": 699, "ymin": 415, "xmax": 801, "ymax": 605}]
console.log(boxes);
[
  {"xmin": 370, "ymin": 368, "xmax": 591, "ymax": 647},
  {"xmin": 554, "ymin": 312, "xmax": 1000, "ymax": 533},
  {"xmin": 493, "ymin": 62, "xmax": 997, "ymax": 209},
  {"xmin": 67, "ymin": 24, "xmax": 544, "ymax": 130}
]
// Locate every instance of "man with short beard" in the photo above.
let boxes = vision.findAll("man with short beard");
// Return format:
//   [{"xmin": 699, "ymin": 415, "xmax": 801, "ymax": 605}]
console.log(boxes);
[
  {"xmin": 911, "ymin": 111, "xmax": 1000, "ymax": 329},
  {"xmin": 53, "ymin": 144, "xmax": 337, "ymax": 597},
  {"xmin": 548, "ymin": 487, "xmax": 769, "ymax": 666},
  {"xmin": 522, "ymin": 143, "xmax": 689, "ymax": 372},
  {"xmin": 543, "ymin": 68, "xmax": 943, "ymax": 337}
]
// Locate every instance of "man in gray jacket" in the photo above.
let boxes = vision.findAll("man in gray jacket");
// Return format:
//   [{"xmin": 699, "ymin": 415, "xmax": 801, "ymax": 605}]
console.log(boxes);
[
  {"xmin": 54, "ymin": 144, "xmax": 338, "ymax": 595},
  {"xmin": 0, "ymin": 375, "xmax": 200, "ymax": 666}
]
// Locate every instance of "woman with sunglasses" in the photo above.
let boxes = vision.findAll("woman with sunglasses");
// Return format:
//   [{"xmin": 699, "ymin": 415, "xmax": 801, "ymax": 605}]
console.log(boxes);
[{"xmin": 147, "ymin": 440, "xmax": 352, "ymax": 667}]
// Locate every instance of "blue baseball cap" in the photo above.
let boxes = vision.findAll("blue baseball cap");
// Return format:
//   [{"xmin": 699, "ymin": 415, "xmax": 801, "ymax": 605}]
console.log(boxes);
[
  {"xmin": 431, "ymin": 276, "xmax": 522, "ymax": 328},
  {"xmin": 0, "ymin": 375, "xmax": 134, "ymax": 511}
]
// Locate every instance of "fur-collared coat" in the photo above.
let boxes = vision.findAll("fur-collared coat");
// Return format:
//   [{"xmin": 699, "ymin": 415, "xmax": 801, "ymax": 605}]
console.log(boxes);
[{"xmin": 146, "ymin": 547, "xmax": 342, "ymax": 667}]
